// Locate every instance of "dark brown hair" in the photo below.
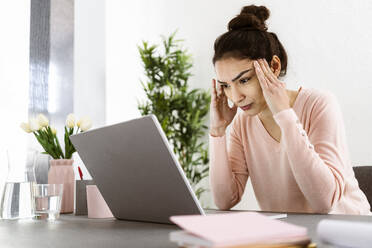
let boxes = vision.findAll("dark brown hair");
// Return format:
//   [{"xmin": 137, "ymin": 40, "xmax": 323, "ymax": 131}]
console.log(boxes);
[{"xmin": 213, "ymin": 5, "xmax": 288, "ymax": 77}]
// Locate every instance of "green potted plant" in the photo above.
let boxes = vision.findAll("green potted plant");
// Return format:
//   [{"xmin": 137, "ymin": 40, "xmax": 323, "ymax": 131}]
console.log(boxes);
[{"xmin": 138, "ymin": 32, "xmax": 211, "ymax": 199}]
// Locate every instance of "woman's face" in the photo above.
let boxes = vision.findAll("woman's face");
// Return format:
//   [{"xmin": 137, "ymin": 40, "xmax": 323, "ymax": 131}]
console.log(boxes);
[{"xmin": 214, "ymin": 57, "xmax": 268, "ymax": 116}]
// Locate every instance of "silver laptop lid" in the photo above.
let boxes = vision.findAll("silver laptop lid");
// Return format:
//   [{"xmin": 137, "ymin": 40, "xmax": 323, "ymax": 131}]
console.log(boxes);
[{"xmin": 70, "ymin": 115, "xmax": 204, "ymax": 224}]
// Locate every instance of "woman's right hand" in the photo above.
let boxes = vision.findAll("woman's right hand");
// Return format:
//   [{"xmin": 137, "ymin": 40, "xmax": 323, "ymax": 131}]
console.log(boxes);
[{"xmin": 210, "ymin": 79, "xmax": 237, "ymax": 137}]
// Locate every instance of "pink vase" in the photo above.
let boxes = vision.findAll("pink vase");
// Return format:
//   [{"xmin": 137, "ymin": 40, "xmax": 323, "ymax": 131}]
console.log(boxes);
[{"xmin": 48, "ymin": 159, "xmax": 75, "ymax": 213}]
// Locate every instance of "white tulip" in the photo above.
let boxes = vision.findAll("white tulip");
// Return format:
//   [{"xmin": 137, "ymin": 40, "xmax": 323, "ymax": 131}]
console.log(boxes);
[
  {"xmin": 51, "ymin": 127, "xmax": 57, "ymax": 135},
  {"xmin": 20, "ymin": 122, "xmax": 32, "ymax": 133},
  {"xmin": 76, "ymin": 119, "xmax": 82, "ymax": 128},
  {"xmin": 79, "ymin": 117, "xmax": 92, "ymax": 132},
  {"xmin": 76, "ymin": 117, "xmax": 85, "ymax": 128},
  {"xmin": 65, "ymin": 113, "xmax": 75, "ymax": 128},
  {"xmin": 37, "ymin": 114, "xmax": 49, "ymax": 127},
  {"xmin": 29, "ymin": 118, "xmax": 41, "ymax": 132}
]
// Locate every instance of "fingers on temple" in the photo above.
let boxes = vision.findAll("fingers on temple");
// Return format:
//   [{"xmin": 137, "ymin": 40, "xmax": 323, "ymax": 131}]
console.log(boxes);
[
  {"xmin": 212, "ymin": 79, "xmax": 217, "ymax": 97},
  {"xmin": 218, "ymin": 83, "xmax": 225, "ymax": 97},
  {"xmin": 211, "ymin": 79, "xmax": 219, "ymax": 106},
  {"xmin": 254, "ymin": 60, "xmax": 269, "ymax": 90},
  {"xmin": 260, "ymin": 59, "xmax": 280, "ymax": 87}
]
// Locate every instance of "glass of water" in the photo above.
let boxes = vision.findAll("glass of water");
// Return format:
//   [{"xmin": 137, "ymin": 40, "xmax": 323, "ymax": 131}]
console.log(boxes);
[{"xmin": 33, "ymin": 184, "xmax": 63, "ymax": 220}]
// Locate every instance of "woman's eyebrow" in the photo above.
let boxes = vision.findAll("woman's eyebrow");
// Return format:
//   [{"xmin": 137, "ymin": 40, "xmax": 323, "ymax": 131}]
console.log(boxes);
[
  {"xmin": 232, "ymin": 69, "xmax": 252, "ymax": 82},
  {"xmin": 217, "ymin": 68, "xmax": 253, "ymax": 84}
]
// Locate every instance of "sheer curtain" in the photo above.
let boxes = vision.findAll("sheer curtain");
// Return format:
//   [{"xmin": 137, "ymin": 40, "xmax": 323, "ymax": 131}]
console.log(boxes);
[{"xmin": 28, "ymin": 0, "xmax": 74, "ymax": 183}]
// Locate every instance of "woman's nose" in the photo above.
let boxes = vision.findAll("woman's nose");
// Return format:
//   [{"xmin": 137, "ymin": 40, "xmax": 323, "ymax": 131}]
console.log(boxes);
[{"xmin": 231, "ymin": 86, "xmax": 245, "ymax": 104}]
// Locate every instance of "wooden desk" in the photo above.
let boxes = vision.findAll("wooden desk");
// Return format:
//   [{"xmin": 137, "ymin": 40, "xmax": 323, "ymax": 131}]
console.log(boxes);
[{"xmin": 0, "ymin": 213, "xmax": 371, "ymax": 247}]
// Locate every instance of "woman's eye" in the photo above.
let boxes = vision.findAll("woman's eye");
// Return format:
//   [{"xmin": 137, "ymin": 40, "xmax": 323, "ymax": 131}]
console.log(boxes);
[
  {"xmin": 240, "ymin": 77, "xmax": 251, "ymax": 84},
  {"xmin": 221, "ymin": 84, "xmax": 230, "ymax": 88}
]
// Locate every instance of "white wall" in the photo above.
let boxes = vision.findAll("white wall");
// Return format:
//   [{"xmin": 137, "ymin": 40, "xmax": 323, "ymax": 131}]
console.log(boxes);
[
  {"xmin": 74, "ymin": 0, "xmax": 106, "ymax": 179},
  {"xmin": 74, "ymin": 0, "xmax": 106, "ymax": 128},
  {"xmin": 106, "ymin": 0, "xmax": 372, "ymax": 209}
]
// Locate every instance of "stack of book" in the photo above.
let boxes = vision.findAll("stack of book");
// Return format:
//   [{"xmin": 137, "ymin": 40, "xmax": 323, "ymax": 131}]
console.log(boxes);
[{"xmin": 169, "ymin": 212, "xmax": 311, "ymax": 248}]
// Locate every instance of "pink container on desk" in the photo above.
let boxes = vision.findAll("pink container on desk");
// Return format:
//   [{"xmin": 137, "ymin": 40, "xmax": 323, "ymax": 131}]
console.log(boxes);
[
  {"xmin": 48, "ymin": 159, "xmax": 74, "ymax": 213},
  {"xmin": 86, "ymin": 185, "xmax": 114, "ymax": 218}
]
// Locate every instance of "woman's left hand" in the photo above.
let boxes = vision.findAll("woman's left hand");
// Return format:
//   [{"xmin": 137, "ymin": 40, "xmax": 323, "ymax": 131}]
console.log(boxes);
[{"xmin": 253, "ymin": 59, "xmax": 290, "ymax": 115}]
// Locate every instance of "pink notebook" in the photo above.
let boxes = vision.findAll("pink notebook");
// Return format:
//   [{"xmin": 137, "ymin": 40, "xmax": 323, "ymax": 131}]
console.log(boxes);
[{"xmin": 170, "ymin": 212, "xmax": 308, "ymax": 247}]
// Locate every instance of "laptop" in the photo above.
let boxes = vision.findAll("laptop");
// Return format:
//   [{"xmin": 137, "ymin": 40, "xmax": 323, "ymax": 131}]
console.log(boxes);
[
  {"xmin": 70, "ymin": 115, "xmax": 205, "ymax": 224},
  {"xmin": 70, "ymin": 115, "xmax": 286, "ymax": 224}
]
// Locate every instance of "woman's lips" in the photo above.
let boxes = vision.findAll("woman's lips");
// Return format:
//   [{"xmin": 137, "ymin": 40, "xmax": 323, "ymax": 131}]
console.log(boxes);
[{"xmin": 240, "ymin": 103, "xmax": 253, "ymax": 111}]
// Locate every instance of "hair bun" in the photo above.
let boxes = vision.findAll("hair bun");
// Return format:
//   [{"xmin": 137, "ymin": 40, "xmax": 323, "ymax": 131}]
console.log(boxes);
[{"xmin": 228, "ymin": 5, "xmax": 270, "ymax": 32}]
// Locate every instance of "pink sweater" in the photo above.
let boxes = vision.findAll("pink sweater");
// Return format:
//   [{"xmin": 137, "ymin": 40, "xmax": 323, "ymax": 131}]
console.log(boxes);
[{"xmin": 209, "ymin": 88, "xmax": 371, "ymax": 214}]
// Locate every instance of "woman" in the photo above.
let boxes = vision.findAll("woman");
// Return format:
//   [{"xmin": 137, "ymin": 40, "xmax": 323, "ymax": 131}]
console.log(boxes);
[{"xmin": 209, "ymin": 5, "xmax": 370, "ymax": 214}]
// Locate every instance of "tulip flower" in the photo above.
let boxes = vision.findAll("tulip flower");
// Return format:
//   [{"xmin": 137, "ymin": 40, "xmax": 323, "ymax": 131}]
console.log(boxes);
[
  {"xmin": 78, "ymin": 117, "xmax": 92, "ymax": 132},
  {"xmin": 65, "ymin": 114, "xmax": 75, "ymax": 128},
  {"xmin": 21, "ymin": 113, "xmax": 92, "ymax": 159},
  {"xmin": 51, "ymin": 127, "xmax": 57, "ymax": 135},
  {"xmin": 29, "ymin": 118, "xmax": 40, "ymax": 132},
  {"xmin": 37, "ymin": 114, "xmax": 49, "ymax": 127},
  {"xmin": 76, "ymin": 119, "xmax": 82, "ymax": 128},
  {"xmin": 20, "ymin": 122, "xmax": 32, "ymax": 133}
]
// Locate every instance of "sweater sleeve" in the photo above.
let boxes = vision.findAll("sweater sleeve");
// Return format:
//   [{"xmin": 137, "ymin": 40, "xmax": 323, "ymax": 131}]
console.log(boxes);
[
  {"xmin": 273, "ymin": 93, "xmax": 347, "ymax": 213},
  {"xmin": 209, "ymin": 119, "xmax": 249, "ymax": 210}
]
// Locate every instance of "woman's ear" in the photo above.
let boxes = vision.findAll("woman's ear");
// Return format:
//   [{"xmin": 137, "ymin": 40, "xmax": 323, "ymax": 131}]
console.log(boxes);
[{"xmin": 270, "ymin": 55, "xmax": 281, "ymax": 77}]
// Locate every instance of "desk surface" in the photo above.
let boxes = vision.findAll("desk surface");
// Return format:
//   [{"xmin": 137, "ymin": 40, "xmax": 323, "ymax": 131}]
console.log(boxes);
[{"xmin": 0, "ymin": 212, "xmax": 371, "ymax": 248}]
